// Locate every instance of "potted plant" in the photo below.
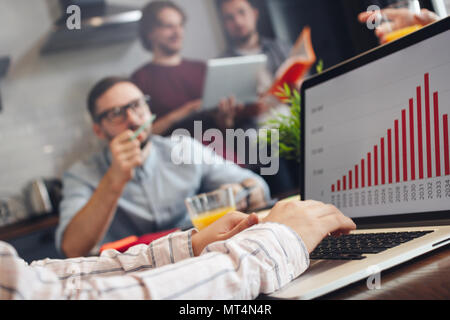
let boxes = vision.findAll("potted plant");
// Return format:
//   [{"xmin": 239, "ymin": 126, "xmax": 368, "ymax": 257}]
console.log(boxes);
[{"xmin": 260, "ymin": 60, "xmax": 324, "ymax": 163}]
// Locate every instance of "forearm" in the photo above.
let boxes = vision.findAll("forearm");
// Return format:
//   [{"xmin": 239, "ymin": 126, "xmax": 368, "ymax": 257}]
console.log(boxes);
[
  {"xmin": 152, "ymin": 106, "xmax": 196, "ymax": 135},
  {"xmin": 1, "ymin": 230, "xmax": 196, "ymax": 299},
  {"xmin": 32, "ymin": 229, "xmax": 194, "ymax": 277},
  {"xmin": 67, "ymin": 223, "xmax": 309, "ymax": 300},
  {"xmin": 62, "ymin": 170, "xmax": 124, "ymax": 258},
  {"xmin": 13, "ymin": 223, "xmax": 307, "ymax": 300},
  {"xmin": 151, "ymin": 115, "xmax": 177, "ymax": 135}
]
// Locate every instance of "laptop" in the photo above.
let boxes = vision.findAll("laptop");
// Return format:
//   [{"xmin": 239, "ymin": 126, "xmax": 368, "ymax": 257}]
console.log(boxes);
[
  {"xmin": 268, "ymin": 17, "xmax": 450, "ymax": 300},
  {"xmin": 201, "ymin": 54, "xmax": 267, "ymax": 110}
]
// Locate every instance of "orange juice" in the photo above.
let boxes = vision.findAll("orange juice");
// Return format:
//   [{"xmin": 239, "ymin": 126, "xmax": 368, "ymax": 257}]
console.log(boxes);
[
  {"xmin": 384, "ymin": 25, "xmax": 422, "ymax": 43},
  {"xmin": 191, "ymin": 206, "xmax": 236, "ymax": 230}
]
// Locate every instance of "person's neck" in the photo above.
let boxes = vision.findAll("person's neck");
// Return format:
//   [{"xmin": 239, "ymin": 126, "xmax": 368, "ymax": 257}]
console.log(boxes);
[
  {"xmin": 152, "ymin": 50, "xmax": 182, "ymax": 66},
  {"xmin": 235, "ymin": 32, "xmax": 261, "ymax": 52}
]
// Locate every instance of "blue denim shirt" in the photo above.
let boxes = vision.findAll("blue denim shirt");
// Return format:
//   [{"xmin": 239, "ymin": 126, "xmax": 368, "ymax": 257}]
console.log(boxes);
[{"xmin": 56, "ymin": 135, "xmax": 270, "ymax": 254}]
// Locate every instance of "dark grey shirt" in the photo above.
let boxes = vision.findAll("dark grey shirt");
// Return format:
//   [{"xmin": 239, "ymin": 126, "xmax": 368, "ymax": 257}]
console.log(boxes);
[{"xmin": 221, "ymin": 37, "xmax": 292, "ymax": 76}]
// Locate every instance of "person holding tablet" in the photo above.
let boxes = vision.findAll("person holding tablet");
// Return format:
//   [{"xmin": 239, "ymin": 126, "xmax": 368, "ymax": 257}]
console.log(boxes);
[{"xmin": 131, "ymin": 1, "xmax": 242, "ymax": 137}]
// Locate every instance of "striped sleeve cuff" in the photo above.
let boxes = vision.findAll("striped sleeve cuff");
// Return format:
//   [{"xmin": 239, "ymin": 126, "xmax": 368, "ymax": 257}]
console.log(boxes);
[
  {"xmin": 150, "ymin": 229, "xmax": 196, "ymax": 268},
  {"xmin": 258, "ymin": 222, "xmax": 310, "ymax": 281},
  {"xmin": 232, "ymin": 222, "xmax": 310, "ymax": 291}
]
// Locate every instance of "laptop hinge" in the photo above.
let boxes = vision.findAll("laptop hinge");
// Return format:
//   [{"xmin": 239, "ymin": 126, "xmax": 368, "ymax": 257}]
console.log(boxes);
[{"xmin": 357, "ymin": 219, "xmax": 450, "ymax": 230}]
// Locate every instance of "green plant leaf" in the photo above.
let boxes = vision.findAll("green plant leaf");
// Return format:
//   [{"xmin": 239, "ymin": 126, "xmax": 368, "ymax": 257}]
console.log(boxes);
[
  {"xmin": 283, "ymin": 83, "xmax": 291, "ymax": 97},
  {"xmin": 316, "ymin": 59, "xmax": 324, "ymax": 74},
  {"xmin": 259, "ymin": 82, "xmax": 303, "ymax": 163}
]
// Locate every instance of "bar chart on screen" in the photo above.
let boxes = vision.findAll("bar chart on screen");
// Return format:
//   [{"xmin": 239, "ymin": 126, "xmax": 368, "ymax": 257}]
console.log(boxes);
[
  {"xmin": 328, "ymin": 72, "xmax": 450, "ymax": 212},
  {"xmin": 305, "ymin": 32, "xmax": 450, "ymax": 218}
]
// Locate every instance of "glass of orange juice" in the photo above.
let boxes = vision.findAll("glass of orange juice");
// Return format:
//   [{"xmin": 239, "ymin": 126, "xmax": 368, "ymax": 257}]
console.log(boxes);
[
  {"xmin": 380, "ymin": 0, "xmax": 423, "ymax": 43},
  {"xmin": 185, "ymin": 187, "xmax": 236, "ymax": 230}
]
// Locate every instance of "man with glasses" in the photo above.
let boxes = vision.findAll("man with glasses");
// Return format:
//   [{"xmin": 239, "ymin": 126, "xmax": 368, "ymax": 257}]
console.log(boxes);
[{"xmin": 56, "ymin": 77, "xmax": 270, "ymax": 258}]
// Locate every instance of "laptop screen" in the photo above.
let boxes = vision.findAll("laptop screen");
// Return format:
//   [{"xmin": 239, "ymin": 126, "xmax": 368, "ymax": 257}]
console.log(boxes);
[{"xmin": 303, "ymin": 23, "xmax": 450, "ymax": 219}]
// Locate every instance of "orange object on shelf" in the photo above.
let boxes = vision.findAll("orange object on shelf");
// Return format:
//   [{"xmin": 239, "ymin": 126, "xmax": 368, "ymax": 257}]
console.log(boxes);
[{"xmin": 267, "ymin": 26, "xmax": 316, "ymax": 98}]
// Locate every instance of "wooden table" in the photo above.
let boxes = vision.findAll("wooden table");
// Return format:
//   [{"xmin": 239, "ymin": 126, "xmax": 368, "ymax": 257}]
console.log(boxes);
[
  {"xmin": 0, "ymin": 214, "xmax": 59, "ymax": 241},
  {"xmin": 251, "ymin": 195, "xmax": 450, "ymax": 300},
  {"xmin": 319, "ymin": 243, "xmax": 450, "ymax": 300}
]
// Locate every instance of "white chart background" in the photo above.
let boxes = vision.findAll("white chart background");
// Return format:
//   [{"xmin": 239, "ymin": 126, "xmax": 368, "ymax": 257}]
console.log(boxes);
[{"xmin": 304, "ymin": 31, "xmax": 450, "ymax": 218}]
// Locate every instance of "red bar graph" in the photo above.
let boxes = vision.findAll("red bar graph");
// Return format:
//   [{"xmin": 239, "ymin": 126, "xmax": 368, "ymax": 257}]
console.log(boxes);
[
  {"xmin": 395, "ymin": 119, "xmax": 400, "ymax": 183},
  {"xmin": 444, "ymin": 114, "xmax": 449, "ymax": 176},
  {"xmin": 361, "ymin": 159, "xmax": 365, "ymax": 188},
  {"xmin": 425, "ymin": 73, "xmax": 432, "ymax": 178},
  {"xmin": 388, "ymin": 129, "xmax": 393, "ymax": 184},
  {"xmin": 402, "ymin": 109, "xmax": 408, "ymax": 182},
  {"xmin": 381, "ymin": 138, "xmax": 385, "ymax": 185},
  {"xmin": 349, "ymin": 170, "xmax": 353, "ymax": 190},
  {"xmin": 331, "ymin": 73, "xmax": 449, "ymax": 193},
  {"xmin": 409, "ymin": 99, "xmax": 415, "ymax": 181},
  {"xmin": 416, "ymin": 86, "xmax": 424, "ymax": 179},
  {"xmin": 434, "ymin": 92, "xmax": 441, "ymax": 177},
  {"xmin": 374, "ymin": 145, "xmax": 378, "ymax": 186}
]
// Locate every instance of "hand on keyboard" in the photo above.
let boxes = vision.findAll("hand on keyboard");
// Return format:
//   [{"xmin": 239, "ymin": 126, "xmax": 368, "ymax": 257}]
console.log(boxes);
[{"xmin": 263, "ymin": 200, "xmax": 356, "ymax": 254}]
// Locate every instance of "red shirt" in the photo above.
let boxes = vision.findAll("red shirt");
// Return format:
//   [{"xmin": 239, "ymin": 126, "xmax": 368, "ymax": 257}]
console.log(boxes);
[
  {"xmin": 131, "ymin": 59, "xmax": 206, "ymax": 118},
  {"xmin": 131, "ymin": 59, "xmax": 238, "ymax": 164}
]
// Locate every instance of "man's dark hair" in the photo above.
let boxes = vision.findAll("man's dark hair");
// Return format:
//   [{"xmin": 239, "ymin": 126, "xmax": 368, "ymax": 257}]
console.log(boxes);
[
  {"xmin": 87, "ymin": 76, "xmax": 131, "ymax": 122},
  {"xmin": 139, "ymin": 1, "xmax": 187, "ymax": 52},
  {"xmin": 216, "ymin": 0, "xmax": 257, "ymax": 12}
]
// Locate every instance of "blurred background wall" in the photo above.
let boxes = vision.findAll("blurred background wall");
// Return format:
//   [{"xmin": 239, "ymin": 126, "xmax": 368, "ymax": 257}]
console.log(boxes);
[{"xmin": 0, "ymin": 0, "xmax": 226, "ymax": 199}]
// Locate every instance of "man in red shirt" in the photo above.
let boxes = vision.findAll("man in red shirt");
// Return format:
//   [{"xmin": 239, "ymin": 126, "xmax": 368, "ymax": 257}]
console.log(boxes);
[{"xmin": 132, "ymin": 1, "xmax": 241, "ymax": 137}]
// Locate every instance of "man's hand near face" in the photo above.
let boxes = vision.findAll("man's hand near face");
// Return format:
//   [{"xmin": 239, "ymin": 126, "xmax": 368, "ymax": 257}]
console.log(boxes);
[{"xmin": 107, "ymin": 130, "xmax": 144, "ymax": 190}]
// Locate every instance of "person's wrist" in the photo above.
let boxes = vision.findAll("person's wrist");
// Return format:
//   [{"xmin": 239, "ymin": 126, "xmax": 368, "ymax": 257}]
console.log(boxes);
[
  {"xmin": 105, "ymin": 167, "xmax": 128, "ymax": 194},
  {"xmin": 191, "ymin": 230, "xmax": 205, "ymax": 257},
  {"xmin": 165, "ymin": 111, "xmax": 179, "ymax": 124}
]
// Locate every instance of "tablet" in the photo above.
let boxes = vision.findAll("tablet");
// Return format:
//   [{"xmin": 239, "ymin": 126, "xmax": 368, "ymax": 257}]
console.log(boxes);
[{"xmin": 201, "ymin": 54, "xmax": 268, "ymax": 110}]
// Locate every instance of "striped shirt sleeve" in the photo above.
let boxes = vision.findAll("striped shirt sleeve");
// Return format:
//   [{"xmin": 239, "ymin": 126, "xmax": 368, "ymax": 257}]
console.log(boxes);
[{"xmin": 0, "ymin": 223, "xmax": 309, "ymax": 300}]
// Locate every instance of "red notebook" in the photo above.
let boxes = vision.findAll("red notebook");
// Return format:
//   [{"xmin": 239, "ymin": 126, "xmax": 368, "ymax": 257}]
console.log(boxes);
[
  {"xmin": 267, "ymin": 27, "xmax": 316, "ymax": 98},
  {"xmin": 100, "ymin": 228, "xmax": 179, "ymax": 254}
]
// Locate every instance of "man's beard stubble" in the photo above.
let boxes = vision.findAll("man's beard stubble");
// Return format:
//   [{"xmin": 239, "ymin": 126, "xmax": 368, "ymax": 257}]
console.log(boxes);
[
  {"xmin": 232, "ymin": 29, "xmax": 257, "ymax": 48},
  {"xmin": 158, "ymin": 35, "xmax": 183, "ymax": 57}
]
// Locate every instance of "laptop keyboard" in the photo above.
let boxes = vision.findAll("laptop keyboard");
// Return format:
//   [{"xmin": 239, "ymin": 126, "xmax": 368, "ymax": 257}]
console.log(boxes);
[{"xmin": 310, "ymin": 231, "xmax": 434, "ymax": 260}]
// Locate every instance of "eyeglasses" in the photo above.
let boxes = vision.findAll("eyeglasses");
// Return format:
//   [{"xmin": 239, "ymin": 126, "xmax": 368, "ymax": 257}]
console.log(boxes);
[{"xmin": 95, "ymin": 95, "xmax": 151, "ymax": 125}]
